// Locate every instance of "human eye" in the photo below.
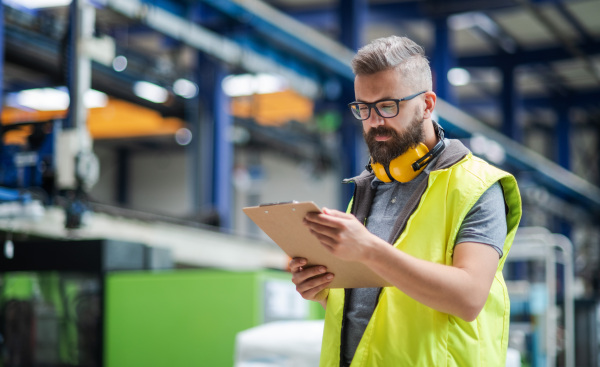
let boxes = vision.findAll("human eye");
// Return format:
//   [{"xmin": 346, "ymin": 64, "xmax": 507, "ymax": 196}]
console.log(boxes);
[{"xmin": 378, "ymin": 101, "xmax": 397, "ymax": 114}]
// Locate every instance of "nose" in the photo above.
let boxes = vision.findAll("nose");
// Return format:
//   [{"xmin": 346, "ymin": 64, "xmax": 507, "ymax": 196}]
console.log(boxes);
[{"xmin": 365, "ymin": 108, "xmax": 385, "ymax": 127}]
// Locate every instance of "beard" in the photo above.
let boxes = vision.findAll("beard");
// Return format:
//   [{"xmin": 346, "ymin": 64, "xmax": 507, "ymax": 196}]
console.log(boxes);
[{"xmin": 363, "ymin": 110, "xmax": 425, "ymax": 166}]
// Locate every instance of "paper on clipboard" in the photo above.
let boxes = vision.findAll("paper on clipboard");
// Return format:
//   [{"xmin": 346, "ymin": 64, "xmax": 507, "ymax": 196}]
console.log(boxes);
[{"xmin": 243, "ymin": 201, "xmax": 391, "ymax": 288}]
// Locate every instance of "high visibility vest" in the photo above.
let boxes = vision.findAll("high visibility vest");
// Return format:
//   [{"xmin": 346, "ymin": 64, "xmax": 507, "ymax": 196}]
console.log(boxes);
[{"xmin": 320, "ymin": 153, "xmax": 522, "ymax": 367}]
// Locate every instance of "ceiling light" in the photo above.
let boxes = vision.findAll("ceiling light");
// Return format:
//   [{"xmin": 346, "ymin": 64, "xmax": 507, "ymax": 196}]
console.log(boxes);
[
  {"xmin": 173, "ymin": 78, "xmax": 198, "ymax": 99},
  {"xmin": 9, "ymin": 87, "xmax": 108, "ymax": 111},
  {"xmin": 133, "ymin": 81, "xmax": 169, "ymax": 103},
  {"xmin": 5, "ymin": 0, "xmax": 71, "ymax": 9},
  {"xmin": 222, "ymin": 73, "xmax": 287, "ymax": 97},
  {"xmin": 447, "ymin": 68, "xmax": 471, "ymax": 86},
  {"xmin": 84, "ymin": 89, "xmax": 109, "ymax": 108},
  {"xmin": 175, "ymin": 128, "xmax": 193, "ymax": 146},
  {"xmin": 15, "ymin": 88, "xmax": 70, "ymax": 111},
  {"xmin": 112, "ymin": 55, "xmax": 128, "ymax": 72}
]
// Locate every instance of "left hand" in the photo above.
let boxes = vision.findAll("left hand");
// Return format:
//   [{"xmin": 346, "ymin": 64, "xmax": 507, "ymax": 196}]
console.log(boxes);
[{"xmin": 303, "ymin": 208, "xmax": 381, "ymax": 262}]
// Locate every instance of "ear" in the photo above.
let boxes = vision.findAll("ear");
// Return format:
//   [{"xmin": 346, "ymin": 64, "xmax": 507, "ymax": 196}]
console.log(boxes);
[{"xmin": 422, "ymin": 91, "xmax": 437, "ymax": 119}]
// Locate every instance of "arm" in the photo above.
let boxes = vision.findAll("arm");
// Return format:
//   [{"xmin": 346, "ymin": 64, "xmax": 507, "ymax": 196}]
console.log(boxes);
[{"xmin": 304, "ymin": 208, "xmax": 499, "ymax": 321}]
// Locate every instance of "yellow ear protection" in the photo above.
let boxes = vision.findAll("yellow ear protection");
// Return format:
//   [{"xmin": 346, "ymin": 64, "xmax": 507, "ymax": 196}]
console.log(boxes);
[{"xmin": 368, "ymin": 122, "xmax": 446, "ymax": 183}]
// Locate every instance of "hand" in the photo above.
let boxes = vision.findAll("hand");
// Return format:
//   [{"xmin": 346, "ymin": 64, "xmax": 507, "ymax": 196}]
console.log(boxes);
[
  {"xmin": 304, "ymin": 207, "xmax": 381, "ymax": 262},
  {"xmin": 289, "ymin": 257, "xmax": 333, "ymax": 307}
]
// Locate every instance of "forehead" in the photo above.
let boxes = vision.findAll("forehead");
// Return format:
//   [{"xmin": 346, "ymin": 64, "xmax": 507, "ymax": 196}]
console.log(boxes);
[{"xmin": 354, "ymin": 69, "xmax": 411, "ymax": 102}]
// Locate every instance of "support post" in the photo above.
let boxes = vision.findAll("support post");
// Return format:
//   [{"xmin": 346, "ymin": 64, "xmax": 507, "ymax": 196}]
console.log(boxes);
[
  {"xmin": 501, "ymin": 62, "xmax": 522, "ymax": 142},
  {"xmin": 432, "ymin": 17, "xmax": 455, "ymax": 105},
  {"xmin": 555, "ymin": 102, "xmax": 570, "ymax": 170},
  {"xmin": 213, "ymin": 64, "xmax": 233, "ymax": 230},
  {"xmin": 338, "ymin": 0, "xmax": 368, "ymax": 204}
]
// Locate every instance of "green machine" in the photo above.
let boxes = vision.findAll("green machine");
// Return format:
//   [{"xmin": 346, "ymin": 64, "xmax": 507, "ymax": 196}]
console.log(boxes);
[
  {"xmin": 0, "ymin": 239, "xmax": 322, "ymax": 367},
  {"xmin": 104, "ymin": 269, "xmax": 324, "ymax": 367}
]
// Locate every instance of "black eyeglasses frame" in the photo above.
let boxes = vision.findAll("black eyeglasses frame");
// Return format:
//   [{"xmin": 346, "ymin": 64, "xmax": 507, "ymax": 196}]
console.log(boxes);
[{"xmin": 348, "ymin": 90, "xmax": 427, "ymax": 121}]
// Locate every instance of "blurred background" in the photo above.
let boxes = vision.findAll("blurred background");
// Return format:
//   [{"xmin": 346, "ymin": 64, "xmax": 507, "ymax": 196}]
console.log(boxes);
[{"xmin": 0, "ymin": 0, "xmax": 599, "ymax": 366}]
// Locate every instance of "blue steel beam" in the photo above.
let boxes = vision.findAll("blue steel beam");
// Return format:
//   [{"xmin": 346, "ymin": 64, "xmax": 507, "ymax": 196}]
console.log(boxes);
[
  {"xmin": 458, "ymin": 88, "xmax": 600, "ymax": 110},
  {"xmin": 436, "ymin": 99, "xmax": 600, "ymax": 214},
  {"xmin": 281, "ymin": 1, "xmax": 423, "ymax": 27},
  {"xmin": 338, "ymin": 0, "xmax": 368, "ymax": 203},
  {"xmin": 199, "ymin": 0, "xmax": 355, "ymax": 80},
  {"xmin": 213, "ymin": 64, "xmax": 233, "ymax": 230},
  {"xmin": 554, "ymin": 2, "xmax": 594, "ymax": 44},
  {"xmin": 432, "ymin": 17, "xmax": 456, "ymax": 105},
  {"xmin": 500, "ymin": 63, "xmax": 522, "ymax": 141},
  {"xmin": 0, "ymin": 1, "xmax": 3, "ymax": 120},
  {"xmin": 458, "ymin": 39, "xmax": 600, "ymax": 67},
  {"xmin": 555, "ymin": 103, "xmax": 570, "ymax": 170}
]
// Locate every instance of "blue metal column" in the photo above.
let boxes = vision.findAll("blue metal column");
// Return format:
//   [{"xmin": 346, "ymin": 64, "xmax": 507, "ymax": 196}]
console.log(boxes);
[
  {"xmin": 213, "ymin": 64, "xmax": 233, "ymax": 230},
  {"xmin": 500, "ymin": 63, "xmax": 521, "ymax": 142},
  {"xmin": 555, "ymin": 102, "xmax": 570, "ymax": 170},
  {"xmin": 555, "ymin": 102, "xmax": 571, "ymax": 238},
  {"xmin": 338, "ymin": 0, "xmax": 368, "ymax": 204},
  {"xmin": 0, "ymin": 1, "xmax": 3, "ymax": 120},
  {"xmin": 193, "ymin": 52, "xmax": 232, "ymax": 229},
  {"xmin": 432, "ymin": 17, "xmax": 455, "ymax": 105}
]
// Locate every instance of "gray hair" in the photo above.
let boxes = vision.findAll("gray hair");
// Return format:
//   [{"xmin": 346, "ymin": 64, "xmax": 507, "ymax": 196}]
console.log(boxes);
[{"xmin": 351, "ymin": 36, "xmax": 432, "ymax": 91}]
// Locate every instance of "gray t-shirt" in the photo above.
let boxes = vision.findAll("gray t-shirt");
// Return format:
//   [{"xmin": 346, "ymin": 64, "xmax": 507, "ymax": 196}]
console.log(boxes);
[{"xmin": 340, "ymin": 141, "xmax": 508, "ymax": 366}]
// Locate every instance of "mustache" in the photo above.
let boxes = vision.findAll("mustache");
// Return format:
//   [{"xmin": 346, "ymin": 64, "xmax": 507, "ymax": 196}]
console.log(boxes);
[{"xmin": 366, "ymin": 126, "xmax": 399, "ymax": 141}]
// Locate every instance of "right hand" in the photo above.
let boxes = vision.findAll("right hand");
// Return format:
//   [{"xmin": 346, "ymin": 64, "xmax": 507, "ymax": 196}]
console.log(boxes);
[{"xmin": 289, "ymin": 257, "xmax": 334, "ymax": 306}]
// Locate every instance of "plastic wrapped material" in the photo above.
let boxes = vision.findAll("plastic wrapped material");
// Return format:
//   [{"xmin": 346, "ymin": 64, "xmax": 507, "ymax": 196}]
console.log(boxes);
[{"xmin": 234, "ymin": 320, "xmax": 324, "ymax": 367}]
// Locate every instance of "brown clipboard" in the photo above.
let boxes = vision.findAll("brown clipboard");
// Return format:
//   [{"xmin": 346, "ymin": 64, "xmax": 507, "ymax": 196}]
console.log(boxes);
[{"xmin": 243, "ymin": 201, "xmax": 391, "ymax": 288}]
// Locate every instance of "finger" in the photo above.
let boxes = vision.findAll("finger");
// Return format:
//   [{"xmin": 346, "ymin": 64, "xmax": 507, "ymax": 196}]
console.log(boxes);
[
  {"xmin": 308, "ymin": 228, "xmax": 337, "ymax": 251},
  {"xmin": 304, "ymin": 211, "xmax": 348, "ymax": 228},
  {"xmin": 292, "ymin": 265, "xmax": 328, "ymax": 285},
  {"xmin": 288, "ymin": 257, "xmax": 307, "ymax": 272},
  {"xmin": 306, "ymin": 220, "xmax": 340, "ymax": 238},
  {"xmin": 322, "ymin": 207, "xmax": 352, "ymax": 219},
  {"xmin": 301, "ymin": 279, "xmax": 333, "ymax": 301},
  {"xmin": 296, "ymin": 273, "xmax": 335, "ymax": 297}
]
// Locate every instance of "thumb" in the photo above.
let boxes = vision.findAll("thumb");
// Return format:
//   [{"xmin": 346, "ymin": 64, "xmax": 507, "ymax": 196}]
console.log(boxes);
[{"xmin": 322, "ymin": 207, "xmax": 349, "ymax": 218}]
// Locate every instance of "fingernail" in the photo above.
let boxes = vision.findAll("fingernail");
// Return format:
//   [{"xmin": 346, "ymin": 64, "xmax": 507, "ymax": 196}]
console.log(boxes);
[
  {"xmin": 326, "ymin": 274, "xmax": 334, "ymax": 280},
  {"xmin": 319, "ymin": 267, "xmax": 326, "ymax": 273}
]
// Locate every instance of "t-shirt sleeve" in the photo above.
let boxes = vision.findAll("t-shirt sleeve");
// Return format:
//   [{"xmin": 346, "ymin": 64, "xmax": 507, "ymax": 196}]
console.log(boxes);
[{"xmin": 455, "ymin": 181, "xmax": 508, "ymax": 258}]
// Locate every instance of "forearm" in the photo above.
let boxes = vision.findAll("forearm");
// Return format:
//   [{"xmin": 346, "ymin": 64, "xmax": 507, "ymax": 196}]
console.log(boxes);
[{"xmin": 362, "ymin": 240, "xmax": 492, "ymax": 321}]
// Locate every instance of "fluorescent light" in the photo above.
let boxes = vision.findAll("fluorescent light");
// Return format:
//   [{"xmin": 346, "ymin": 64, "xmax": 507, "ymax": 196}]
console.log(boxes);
[
  {"xmin": 133, "ymin": 81, "xmax": 169, "ymax": 103},
  {"xmin": 16, "ymin": 88, "xmax": 70, "ymax": 111},
  {"xmin": 222, "ymin": 73, "xmax": 287, "ymax": 97},
  {"xmin": 84, "ymin": 89, "xmax": 109, "ymax": 108},
  {"xmin": 9, "ymin": 87, "xmax": 108, "ymax": 111},
  {"xmin": 447, "ymin": 68, "xmax": 471, "ymax": 86},
  {"xmin": 173, "ymin": 78, "xmax": 198, "ymax": 99},
  {"xmin": 5, "ymin": 0, "xmax": 71, "ymax": 9},
  {"xmin": 112, "ymin": 55, "xmax": 128, "ymax": 72}
]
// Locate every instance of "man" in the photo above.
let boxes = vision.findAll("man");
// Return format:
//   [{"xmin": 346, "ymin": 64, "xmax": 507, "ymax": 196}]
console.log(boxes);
[{"xmin": 290, "ymin": 36, "xmax": 522, "ymax": 366}]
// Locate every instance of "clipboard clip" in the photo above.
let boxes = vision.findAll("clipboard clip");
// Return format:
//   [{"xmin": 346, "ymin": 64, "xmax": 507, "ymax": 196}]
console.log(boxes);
[{"xmin": 259, "ymin": 200, "xmax": 299, "ymax": 207}]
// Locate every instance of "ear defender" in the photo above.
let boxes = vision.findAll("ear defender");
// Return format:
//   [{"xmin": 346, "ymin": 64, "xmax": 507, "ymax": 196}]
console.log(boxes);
[
  {"xmin": 368, "ymin": 121, "xmax": 446, "ymax": 183},
  {"xmin": 370, "ymin": 143, "xmax": 430, "ymax": 183}
]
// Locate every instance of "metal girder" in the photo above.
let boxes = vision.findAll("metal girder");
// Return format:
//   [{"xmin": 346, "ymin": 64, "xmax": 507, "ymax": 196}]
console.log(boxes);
[
  {"xmin": 458, "ymin": 39, "xmax": 600, "ymax": 67},
  {"xmin": 199, "ymin": 0, "xmax": 355, "ymax": 80},
  {"xmin": 436, "ymin": 99, "xmax": 600, "ymax": 214},
  {"xmin": 103, "ymin": 0, "xmax": 324, "ymax": 98},
  {"xmin": 459, "ymin": 88, "xmax": 600, "ymax": 110}
]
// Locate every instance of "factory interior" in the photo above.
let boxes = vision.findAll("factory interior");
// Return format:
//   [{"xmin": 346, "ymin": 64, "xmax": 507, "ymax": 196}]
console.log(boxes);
[{"xmin": 1, "ymin": 0, "xmax": 599, "ymax": 366}]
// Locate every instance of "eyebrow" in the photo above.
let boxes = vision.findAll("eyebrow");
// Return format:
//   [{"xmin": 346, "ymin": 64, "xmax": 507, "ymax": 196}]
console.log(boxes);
[{"xmin": 355, "ymin": 96, "xmax": 395, "ymax": 103}]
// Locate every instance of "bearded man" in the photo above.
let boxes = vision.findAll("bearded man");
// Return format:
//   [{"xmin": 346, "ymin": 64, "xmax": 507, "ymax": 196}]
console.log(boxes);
[{"xmin": 290, "ymin": 35, "xmax": 522, "ymax": 367}]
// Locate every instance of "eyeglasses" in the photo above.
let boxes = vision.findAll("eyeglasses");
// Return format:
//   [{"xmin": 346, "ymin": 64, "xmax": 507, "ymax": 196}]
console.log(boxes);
[{"xmin": 348, "ymin": 91, "xmax": 427, "ymax": 121}]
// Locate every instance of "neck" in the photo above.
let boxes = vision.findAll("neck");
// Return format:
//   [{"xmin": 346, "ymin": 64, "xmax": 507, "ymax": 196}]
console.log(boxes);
[{"xmin": 423, "ymin": 119, "xmax": 439, "ymax": 150}]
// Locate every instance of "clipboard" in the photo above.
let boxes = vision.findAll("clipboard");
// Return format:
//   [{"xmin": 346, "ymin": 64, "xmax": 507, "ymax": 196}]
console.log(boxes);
[{"xmin": 243, "ymin": 201, "xmax": 391, "ymax": 288}]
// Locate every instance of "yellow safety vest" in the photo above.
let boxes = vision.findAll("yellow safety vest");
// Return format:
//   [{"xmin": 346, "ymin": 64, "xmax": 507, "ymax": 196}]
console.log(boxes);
[{"xmin": 320, "ymin": 153, "xmax": 522, "ymax": 367}]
